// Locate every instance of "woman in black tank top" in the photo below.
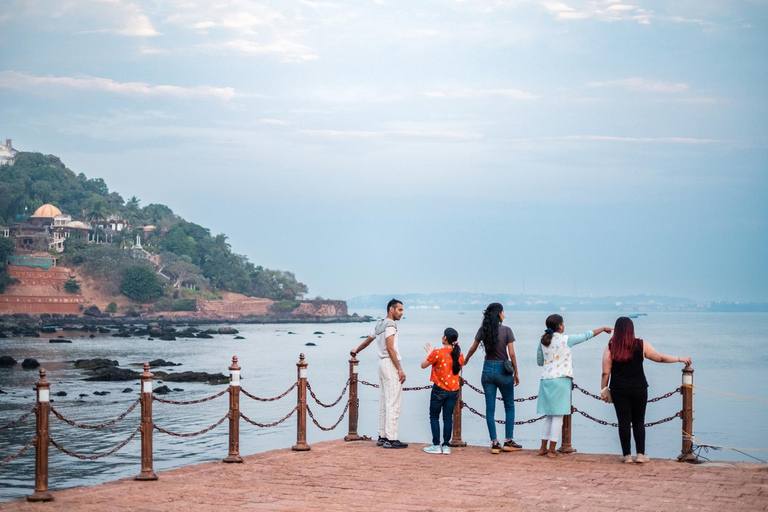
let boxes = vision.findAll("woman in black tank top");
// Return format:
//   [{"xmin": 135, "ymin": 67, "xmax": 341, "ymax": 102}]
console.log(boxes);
[{"xmin": 600, "ymin": 317, "xmax": 691, "ymax": 464}]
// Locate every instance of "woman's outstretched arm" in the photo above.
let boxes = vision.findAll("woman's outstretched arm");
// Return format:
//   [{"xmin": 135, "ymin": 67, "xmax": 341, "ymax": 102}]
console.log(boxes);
[
  {"xmin": 643, "ymin": 342, "xmax": 692, "ymax": 366},
  {"xmin": 464, "ymin": 339, "xmax": 480, "ymax": 365}
]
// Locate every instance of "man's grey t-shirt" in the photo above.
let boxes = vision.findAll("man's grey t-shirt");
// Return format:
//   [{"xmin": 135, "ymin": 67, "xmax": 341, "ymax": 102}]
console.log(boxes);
[{"xmin": 474, "ymin": 324, "xmax": 515, "ymax": 361}]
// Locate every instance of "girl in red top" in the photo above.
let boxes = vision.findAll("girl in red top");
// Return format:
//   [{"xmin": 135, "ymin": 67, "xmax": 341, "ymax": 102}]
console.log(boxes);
[{"xmin": 421, "ymin": 327, "xmax": 464, "ymax": 454}]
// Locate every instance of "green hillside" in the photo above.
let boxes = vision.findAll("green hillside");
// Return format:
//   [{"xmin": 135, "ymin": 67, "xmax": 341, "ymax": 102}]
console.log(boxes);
[{"xmin": 0, "ymin": 152, "xmax": 307, "ymax": 303}]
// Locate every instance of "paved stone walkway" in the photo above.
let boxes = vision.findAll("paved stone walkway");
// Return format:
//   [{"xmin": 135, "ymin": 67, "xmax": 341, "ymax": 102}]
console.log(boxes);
[{"xmin": 2, "ymin": 440, "xmax": 767, "ymax": 511}]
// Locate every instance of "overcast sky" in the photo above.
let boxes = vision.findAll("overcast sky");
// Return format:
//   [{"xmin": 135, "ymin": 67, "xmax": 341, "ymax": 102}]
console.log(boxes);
[{"xmin": 1, "ymin": 0, "xmax": 766, "ymax": 302}]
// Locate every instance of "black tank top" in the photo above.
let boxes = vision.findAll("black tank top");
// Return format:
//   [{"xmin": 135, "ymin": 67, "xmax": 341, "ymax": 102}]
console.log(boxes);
[{"xmin": 610, "ymin": 340, "xmax": 648, "ymax": 390}]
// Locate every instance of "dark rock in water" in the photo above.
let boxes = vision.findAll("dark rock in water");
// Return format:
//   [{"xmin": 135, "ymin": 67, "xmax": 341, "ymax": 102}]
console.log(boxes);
[
  {"xmin": 360, "ymin": 335, "xmax": 367, "ymax": 339},
  {"xmin": 313, "ymin": 331, "xmax": 324, "ymax": 335},
  {"xmin": 218, "ymin": 327, "xmax": 239, "ymax": 335},
  {"xmin": 122, "ymin": 388, "xmax": 133, "ymax": 393},
  {"xmin": 79, "ymin": 394, "xmax": 88, "ymax": 397},
  {"xmin": 152, "ymin": 359, "xmax": 181, "ymax": 367},
  {"xmin": 154, "ymin": 385, "xmax": 172, "ymax": 394},
  {"xmin": 162, "ymin": 326, "xmax": 177, "ymax": 333},
  {"xmin": 147, "ymin": 338, "xmax": 154, "ymax": 341},
  {"xmin": 112, "ymin": 332, "xmax": 132, "ymax": 338},
  {"xmin": 0, "ymin": 389, "xmax": 6, "ymax": 394},
  {"xmin": 196, "ymin": 333, "xmax": 213, "ymax": 339},
  {"xmin": 83, "ymin": 305, "xmax": 102, "ymax": 317},
  {"xmin": 288, "ymin": 332, "xmax": 297, "ymax": 335},
  {"xmin": 98, "ymin": 328, "xmax": 112, "ymax": 334},
  {"xmin": 40, "ymin": 327, "xmax": 57, "ymax": 334},
  {"xmin": 21, "ymin": 358, "xmax": 40, "ymax": 370},
  {"xmin": 54, "ymin": 391, "xmax": 67, "ymax": 397},
  {"xmin": 22, "ymin": 331, "xmax": 40, "ymax": 337},
  {"xmin": 49, "ymin": 339, "xmax": 72, "ymax": 343},
  {"xmin": 93, "ymin": 391, "xmax": 110, "ymax": 396},
  {"xmin": 84, "ymin": 367, "xmax": 140, "ymax": 381},
  {"xmin": 305, "ymin": 342, "xmax": 317, "ymax": 346},
  {"xmin": 152, "ymin": 371, "xmax": 229, "ymax": 385},
  {"xmin": 157, "ymin": 381, "xmax": 163, "ymax": 384},
  {"xmin": 234, "ymin": 336, "xmax": 245, "ymax": 340},
  {"xmin": 148, "ymin": 327, "xmax": 163, "ymax": 337},
  {"xmin": 74, "ymin": 358, "xmax": 119, "ymax": 370},
  {"xmin": 172, "ymin": 388, "xmax": 184, "ymax": 392},
  {"xmin": 90, "ymin": 334, "xmax": 96, "ymax": 338},
  {"xmin": 159, "ymin": 335, "xmax": 176, "ymax": 341},
  {"xmin": 0, "ymin": 355, "xmax": 17, "ymax": 367},
  {"xmin": 0, "ymin": 332, "xmax": 6, "ymax": 338}
]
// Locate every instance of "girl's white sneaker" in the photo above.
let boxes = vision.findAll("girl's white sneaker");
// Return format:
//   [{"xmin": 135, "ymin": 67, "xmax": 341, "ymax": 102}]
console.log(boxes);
[
  {"xmin": 635, "ymin": 453, "xmax": 650, "ymax": 463},
  {"xmin": 423, "ymin": 445, "xmax": 442, "ymax": 454},
  {"xmin": 621, "ymin": 455, "xmax": 635, "ymax": 463}
]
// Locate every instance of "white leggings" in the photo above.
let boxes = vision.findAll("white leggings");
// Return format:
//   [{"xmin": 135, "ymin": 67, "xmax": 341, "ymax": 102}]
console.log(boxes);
[{"xmin": 541, "ymin": 415, "xmax": 564, "ymax": 443}]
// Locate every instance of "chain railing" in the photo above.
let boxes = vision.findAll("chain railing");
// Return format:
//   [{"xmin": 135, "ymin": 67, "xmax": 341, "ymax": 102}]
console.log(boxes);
[{"xmin": 0, "ymin": 353, "xmax": 700, "ymax": 502}]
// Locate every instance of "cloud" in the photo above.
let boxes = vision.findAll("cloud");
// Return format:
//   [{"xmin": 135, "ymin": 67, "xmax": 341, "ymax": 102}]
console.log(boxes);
[
  {"xmin": 301, "ymin": 129, "xmax": 483, "ymax": 140},
  {"xmin": 501, "ymin": 135, "xmax": 723, "ymax": 144},
  {"xmin": 216, "ymin": 39, "xmax": 319, "ymax": 62},
  {"xmin": 425, "ymin": 88, "xmax": 541, "ymax": 100},
  {"xmin": 16, "ymin": 0, "xmax": 159, "ymax": 36},
  {"xmin": 587, "ymin": 77, "xmax": 689, "ymax": 93},
  {"xmin": 0, "ymin": 71, "xmax": 238, "ymax": 101}
]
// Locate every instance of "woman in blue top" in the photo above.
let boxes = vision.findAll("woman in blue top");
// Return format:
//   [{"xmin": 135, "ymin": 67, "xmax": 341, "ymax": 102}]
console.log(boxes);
[{"xmin": 536, "ymin": 314, "xmax": 612, "ymax": 457}]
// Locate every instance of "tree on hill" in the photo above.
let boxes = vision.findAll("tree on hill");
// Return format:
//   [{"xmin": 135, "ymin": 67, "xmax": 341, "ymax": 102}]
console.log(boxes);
[
  {"xmin": 121, "ymin": 264, "xmax": 163, "ymax": 302},
  {"xmin": 0, "ymin": 236, "xmax": 19, "ymax": 293}
]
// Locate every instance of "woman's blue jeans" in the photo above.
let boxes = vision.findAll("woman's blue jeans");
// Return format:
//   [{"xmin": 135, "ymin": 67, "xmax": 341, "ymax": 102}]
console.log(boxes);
[
  {"xmin": 429, "ymin": 384, "xmax": 460, "ymax": 446},
  {"xmin": 481, "ymin": 361, "xmax": 515, "ymax": 442}
]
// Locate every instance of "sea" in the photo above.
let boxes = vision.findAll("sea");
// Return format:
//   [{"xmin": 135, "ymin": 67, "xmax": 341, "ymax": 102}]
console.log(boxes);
[{"xmin": 1, "ymin": 310, "xmax": 767, "ymax": 502}]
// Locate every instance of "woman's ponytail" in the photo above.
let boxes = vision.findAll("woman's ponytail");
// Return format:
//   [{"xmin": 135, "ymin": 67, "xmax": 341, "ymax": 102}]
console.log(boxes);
[
  {"xmin": 541, "ymin": 314, "xmax": 564, "ymax": 347},
  {"xmin": 444, "ymin": 327, "xmax": 461, "ymax": 375}
]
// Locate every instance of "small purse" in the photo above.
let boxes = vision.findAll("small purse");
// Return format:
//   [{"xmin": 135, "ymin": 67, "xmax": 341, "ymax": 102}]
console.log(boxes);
[
  {"xmin": 601, "ymin": 386, "xmax": 612, "ymax": 403},
  {"xmin": 503, "ymin": 360, "xmax": 515, "ymax": 375}
]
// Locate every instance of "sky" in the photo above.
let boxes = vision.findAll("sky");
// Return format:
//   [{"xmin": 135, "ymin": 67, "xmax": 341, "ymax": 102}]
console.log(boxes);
[{"xmin": 1, "ymin": 0, "xmax": 767, "ymax": 302}]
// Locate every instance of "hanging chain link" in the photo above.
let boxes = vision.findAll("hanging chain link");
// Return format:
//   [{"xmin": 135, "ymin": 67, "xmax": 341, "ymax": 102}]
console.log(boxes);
[
  {"xmin": 571, "ymin": 407, "xmax": 681, "ymax": 428},
  {"xmin": 648, "ymin": 388, "xmax": 682, "ymax": 403},
  {"xmin": 0, "ymin": 406, "xmax": 36, "ymax": 431},
  {"xmin": 306, "ymin": 379, "xmax": 350, "ymax": 408},
  {"xmin": 50, "ymin": 427, "xmax": 141, "ymax": 460},
  {"xmin": 154, "ymin": 413, "xmax": 229, "ymax": 437},
  {"xmin": 241, "ymin": 382, "xmax": 297, "ymax": 402},
  {"xmin": 307, "ymin": 401, "xmax": 350, "ymax": 431},
  {"xmin": 462, "ymin": 379, "xmax": 537, "ymax": 402},
  {"xmin": 461, "ymin": 401, "xmax": 546, "ymax": 425},
  {"xmin": 0, "ymin": 438, "xmax": 36, "ymax": 466},
  {"xmin": 572, "ymin": 383, "xmax": 603, "ymax": 401},
  {"xmin": 153, "ymin": 388, "xmax": 228, "ymax": 405},
  {"xmin": 644, "ymin": 411, "xmax": 682, "ymax": 427},
  {"xmin": 51, "ymin": 399, "xmax": 140, "ymax": 429},
  {"xmin": 240, "ymin": 406, "xmax": 298, "ymax": 428},
  {"xmin": 359, "ymin": 380, "xmax": 379, "ymax": 388}
]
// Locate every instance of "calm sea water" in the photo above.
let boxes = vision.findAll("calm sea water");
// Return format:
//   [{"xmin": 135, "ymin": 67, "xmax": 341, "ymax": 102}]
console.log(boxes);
[{"xmin": 1, "ymin": 310, "xmax": 767, "ymax": 501}]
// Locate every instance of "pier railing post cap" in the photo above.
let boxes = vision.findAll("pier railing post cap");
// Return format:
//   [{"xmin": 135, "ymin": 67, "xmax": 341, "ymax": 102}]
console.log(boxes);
[
  {"xmin": 141, "ymin": 362, "xmax": 153, "ymax": 378},
  {"xmin": 229, "ymin": 356, "xmax": 241, "ymax": 371},
  {"xmin": 298, "ymin": 353, "xmax": 307, "ymax": 367},
  {"xmin": 37, "ymin": 368, "xmax": 50, "ymax": 387}
]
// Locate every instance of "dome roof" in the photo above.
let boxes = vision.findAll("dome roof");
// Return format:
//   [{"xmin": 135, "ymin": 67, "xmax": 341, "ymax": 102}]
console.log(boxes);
[{"xmin": 32, "ymin": 204, "xmax": 62, "ymax": 218}]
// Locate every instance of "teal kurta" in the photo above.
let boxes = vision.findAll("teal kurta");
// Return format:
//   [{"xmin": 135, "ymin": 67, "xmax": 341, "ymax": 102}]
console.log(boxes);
[{"xmin": 536, "ymin": 331, "xmax": 593, "ymax": 415}]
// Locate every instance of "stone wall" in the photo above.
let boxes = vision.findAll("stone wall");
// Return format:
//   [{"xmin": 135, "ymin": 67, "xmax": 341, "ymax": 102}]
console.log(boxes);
[
  {"xmin": 0, "ymin": 265, "xmax": 82, "ymax": 314},
  {"xmin": 292, "ymin": 300, "xmax": 348, "ymax": 317}
]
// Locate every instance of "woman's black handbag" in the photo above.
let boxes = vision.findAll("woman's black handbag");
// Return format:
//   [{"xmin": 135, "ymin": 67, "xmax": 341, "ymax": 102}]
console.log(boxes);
[{"xmin": 503, "ymin": 360, "xmax": 515, "ymax": 375}]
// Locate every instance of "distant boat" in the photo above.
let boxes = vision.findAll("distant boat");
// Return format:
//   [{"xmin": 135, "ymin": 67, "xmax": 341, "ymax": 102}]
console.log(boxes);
[
  {"xmin": 627, "ymin": 313, "xmax": 648, "ymax": 319},
  {"xmin": 458, "ymin": 312, "xmax": 465, "ymax": 315}
]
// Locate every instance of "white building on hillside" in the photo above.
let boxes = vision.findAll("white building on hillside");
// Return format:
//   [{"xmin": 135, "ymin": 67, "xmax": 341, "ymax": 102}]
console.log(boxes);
[{"xmin": 0, "ymin": 139, "xmax": 18, "ymax": 166}]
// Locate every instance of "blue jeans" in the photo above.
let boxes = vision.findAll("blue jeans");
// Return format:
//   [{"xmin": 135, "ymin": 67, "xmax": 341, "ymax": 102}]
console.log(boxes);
[
  {"xmin": 429, "ymin": 384, "xmax": 460, "ymax": 446},
  {"xmin": 481, "ymin": 361, "xmax": 516, "ymax": 442}
]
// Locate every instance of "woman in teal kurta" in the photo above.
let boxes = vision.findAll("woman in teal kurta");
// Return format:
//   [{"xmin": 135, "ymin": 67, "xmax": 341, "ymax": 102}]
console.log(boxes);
[{"xmin": 536, "ymin": 314, "xmax": 611, "ymax": 457}]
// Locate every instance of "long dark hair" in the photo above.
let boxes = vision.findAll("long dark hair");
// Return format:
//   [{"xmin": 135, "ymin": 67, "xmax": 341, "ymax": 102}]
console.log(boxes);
[
  {"xmin": 541, "ymin": 314, "xmax": 563, "ymax": 347},
  {"xmin": 609, "ymin": 317, "xmax": 640, "ymax": 363},
  {"xmin": 444, "ymin": 327, "xmax": 461, "ymax": 375},
  {"xmin": 480, "ymin": 302, "xmax": 503, "ymax": 350}
]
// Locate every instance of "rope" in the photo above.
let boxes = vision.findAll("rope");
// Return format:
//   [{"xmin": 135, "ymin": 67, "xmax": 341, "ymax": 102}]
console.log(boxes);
[
  {"xmin": 307, "ymin": 401, "xmax": 350, "ymax": 431},
  {"xmin": 51, "ymin": 399, "xmax": 140, "ymax": 429},
  {"xmin": 154, "ymin": 413, "xmax": 229, "ymax": 437},
  {"xmin": 50, "ymin": 427, "xmax": 140, "ymax": 460},
  {"xmin": 240, "ymin": 406, "xmax": 298, "ymax": 428},
  {"xmin": 241, "ymin": 382, "xmax": 297, "ymax": 402},
  {"xmin": 306, "ymin": 379, "xmax": 349, "ymax": 408},
  {"xmin": 0, "ymin": 407, "xmax": 36, "ymax": 431},
  {"xmin": 461, "ymin": 401, "xmax": 546, "ymax": 425},
  {"xmin": 0, "ymin": 438, "xmax": 36, "ymax": 466},
  {"xmin": 153, "ymin": 388, "xmax": 228, "ymax": 405},
  {"xmin": 684, "ymin": 430, "xmax": 768, "ymax": 454},
  {"xmin": 685, "ymin": 385, "xmax": 768, "ymax": 403}
]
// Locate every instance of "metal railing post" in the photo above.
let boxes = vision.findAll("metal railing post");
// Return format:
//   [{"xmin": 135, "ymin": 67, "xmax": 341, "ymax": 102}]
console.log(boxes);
[
  {"xmin": 136, "ymin": 363, "xmax": 158, "ymax": 480},
  {"xmin": 344, "ymin": 353, "xmax": 362, "ymax": 441},
  {"xmin": 224, "ymin": 356, "xmax": 243, "ymax": 463},
  {"xmin": 558, "ymin": 385, "xmax": 576, "ymax": 453},
  {"xmin": 449, "ymin": 377, "xmax": 467, "ymax": 447},
  {"xmin": 27, "ymin": 368, "xmax": 53, "ymax": 502},
  {"xmin": 678, "ymin": 366, "xmax": 695, "ymax": 462},
  {"xmin": 292, "ymin": 353, "xmax": 310, "ymax": 451}
]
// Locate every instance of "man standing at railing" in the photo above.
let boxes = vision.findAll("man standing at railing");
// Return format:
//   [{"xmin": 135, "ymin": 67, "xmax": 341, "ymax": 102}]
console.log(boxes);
[{"xmin": 351, "ymin": 298, "xmax": 408, "ymax": 449}]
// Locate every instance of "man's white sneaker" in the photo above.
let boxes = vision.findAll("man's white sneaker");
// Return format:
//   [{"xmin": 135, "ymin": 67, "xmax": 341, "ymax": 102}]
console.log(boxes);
[{"xmin": 423, "ymin": 445, "xmax": 442, "ymax": 454}]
